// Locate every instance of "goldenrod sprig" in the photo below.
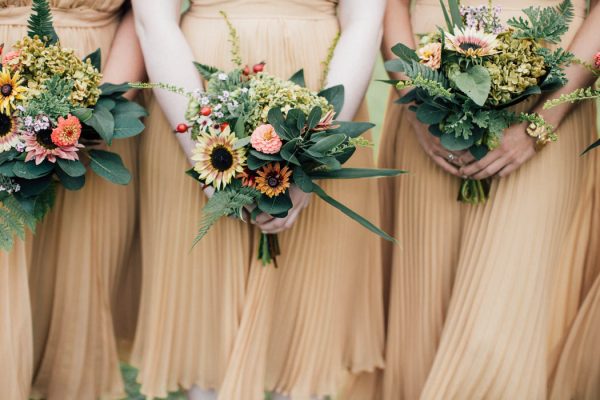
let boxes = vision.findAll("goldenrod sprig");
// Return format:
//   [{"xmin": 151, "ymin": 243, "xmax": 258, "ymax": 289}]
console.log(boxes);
[{"xmin": 220, "ymin": 11, "xmax": 243, "ymax": 68}]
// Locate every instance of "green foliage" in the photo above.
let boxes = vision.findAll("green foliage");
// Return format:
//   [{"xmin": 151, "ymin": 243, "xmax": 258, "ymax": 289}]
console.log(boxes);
[
  {"xmin": 24, "ymin": 76, "xmax": 74, "ymax": 120},
  {"xmin": 193, "ymin": 62, "xmax": 220, "ymax": 81},
  {"xmin": 194, "ymin": 186, "xmax": 260, "ymax": 246},
  {"xmin": 448, "ymin": 65, "xmax": 491, "ymax": 106},
  {"xmin": 27, "ymin": 0, "xmax": 59, "ymax": 45},
  {"xmin": 219, "ymin": 11, "xmax": 243, "ymax": 67},
  {"xmin": 386, "ymin": 60, "xmax": 452, "ymax": 99},
  {"xmin": 537, "ymin": 47, "xmax": 575, "ymax": 89},
  {"xmin": 519, "ymin": 112, "xmax": 557, "ymax": 141},
  {"xmin": 507, "ymin": 0, "xmax": 574, "ymax": 43},
  {"xmin": 120, "ymin": 364, "xmax": 185, "ymax": 400},
  {"xmin": 544, "ymin": 87, "xmax": 600, "ymax": 109},
  {"xmin": 88, "ymin": 150, "xmax": 131, "ymax": 185}
]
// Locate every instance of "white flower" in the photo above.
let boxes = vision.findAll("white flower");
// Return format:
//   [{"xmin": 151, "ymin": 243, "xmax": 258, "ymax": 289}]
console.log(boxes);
[{"xmin": 218, "ymin": 73, "xmax": 228, "ymax": 81}]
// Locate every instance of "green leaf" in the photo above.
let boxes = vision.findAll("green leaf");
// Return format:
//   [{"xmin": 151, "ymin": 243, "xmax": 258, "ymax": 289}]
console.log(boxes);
[
  {"xmin": 27, "ymin": 0, "xmax": 59, "ymax": 45},
  {"xmin": 88, "ymin": 150, "xmax": 131, "ymax": 185},
  {"xmin": 307, "ymin": 107, "xmax": 322, "ymax": 131},
  {"xmin": 384, "ymin": 59, "xmax": 408, "ymax": 73},
  {"xmin": 312, "ymin": 183, "xmax": 397, "ymax": 243},
  {"xmin": 333, "ymin": 146, "xmax": 355, "ymax": 165},
  {"xmin": 257, "ymin": 193, "xmax": 292, "ymax": 216},
  {"xmin": 57, "ymin": 159, "xmax": 86, "ymax": 177},
  {"xmin": 450, "ymin": 66, "xmax": 491, "ymax": 106},
  {"xmin": 447, "ymin": 0, "xmax": 463, "ymax": 29},
  {"xmin": 308, "ymin": 134, "xmax": 346, "ymax": 154},
  {"xmin": 16, "ymin": 175, "xmax": 53, "ymax": 198},
  {"xmin": 280, "ymin": 139, "xmax": 301, "ymax": 166},
  {"xmin": 232, "ymin": 136, "xmax": 251, "ymax": 150},
  {"xmin": 316, "ymin": 156, "xmax": 341, "ymax": 170},
  {"xmin": 318, "ymin": 85, "xmax": 345, "ymax": 115},
  {"xmin": 285, "ymin": 109, "xmax": 305, "ymax": 134},
  {"xmin": 249, "ymin": 150, "xmax": 282, "ymax": 162},
  {"xmin": 469, "ymin": 145, "xmax": 489, "ymax": 160},
  {"xmin": 193, "ymin": 62, "xmax": 220, "ymax": 80},
  {"xmin": 391, "ymin": 43, "xmax": 419, "ymax": 62},
  {"xmin": 233, "ymin": 116, "xmax": 246, "ymax": 138},
  {"xmin": 582, "ymin": 138, "xmax": 600, "ymax": 155},
  {"xmin": 56, "ymin": 168, "xmax": 85, "ymax": 191},
  {"xmin": 331, "ymin": 121, "xmax": 374, "ymax": 138},
  {"xmin": 84, "ymin": 48, "xmax": 102, "ymax": 71},
  {"xmin": 439, "ymin": 0, "xmax": 454, "ymax": 32},
  {"xmin": 416, "ymin": 103, "xmax": 448, "ymax": 125},
  {"xmin": 247, "ymin": 154, "xmax": 270, "ymax": 170},
  {"xmin": 289, "ymin": 69, "xmax": 306, "ymax": 87},
  {"xmin": 97, "ymin": 97, "xmax": 116, "ymax": 111},
  {"xmin": 85, "ymin": 104, "xmax": 115, "ymax": 144},
  {"xmin": 309, "ymin": 168, "xmax": 406, "ymax": 180},
  {"xmin": 292, "ymin": 167, "xmax": 313, "ymax": 192},
  {"xmin": 440, "ymin": 132, "xmax": 475, "ymax": 151},
  {"xmin": 13, "ymin": 161, "xmax": 54, "ymax": 179},
  {"xmin": 113, "ymin": 115, "xmax": 145, "ymax": 139},
  {"xmin": 111, "ymin": 100, "xmax": 148, "ymax": 119},
  {"xmin": 99, "ymin": 82, "xmax": 132, "ymax": 97},
  {"xmin": 267, "ymin": 108, "xmax": 294, "ymax": 140},
  {"xmin": 0, "ymin": 162, "xmax": 16, "ymax": 177},
  {"xmin": 72, "ymin": 107, "xmax": 93, "ymax": 122}
]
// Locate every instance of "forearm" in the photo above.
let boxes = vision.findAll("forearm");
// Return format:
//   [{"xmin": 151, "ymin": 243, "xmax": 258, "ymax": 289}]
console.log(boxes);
[
  {"xmin": 132, "ymin": 0, "xmax": 203, "ymax": 162},
  {"xmin": 533, "ymin": 4, "xmax": 600, "ymax": 128},
  {"xmin": 101, "ymin": 10, "xmax": 146, "ymax": 100},
  {"xmin": 381, "ymin": 0, "xmax": 415, "ymax": 94},
  {"xmin": 325, "ymin": 0, "xmax": 384, "ymax": 121}
]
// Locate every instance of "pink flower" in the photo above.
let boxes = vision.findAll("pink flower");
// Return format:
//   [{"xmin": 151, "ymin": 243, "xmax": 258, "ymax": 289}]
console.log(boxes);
[
  {"xmin": 51, "ymin": 114, "xmax": 81, "ymax": 147},
  {"xmin": 594, "ymin": 52, "xmax": 600, "ymax": 70},
  {"xmin": 2, "ymin": 50, "xmax": 20, "ymax": 68},
  {"xmin": 250, "ymin": 124, "xmax": 282, "ymax": 154},
  {"xmin": 24, "ymin": 127, "xmax": 83, "ymax": 165},
  {"xmin": 417, "ymin": 42, "xmax": 442, "ymax": 70}
]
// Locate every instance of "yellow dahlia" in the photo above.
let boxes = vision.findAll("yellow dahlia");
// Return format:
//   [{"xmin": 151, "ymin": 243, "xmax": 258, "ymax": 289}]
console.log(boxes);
[
  {"xmin": 0, "ymin": 112, "xmax": 22, "ymax": 152},
  {"xmin": 445, "ymin": 26, "xmax": 499, "ymax": 58},
  {"xmin": 255, "ymin": 162, "xmax": 292, "ymax": 198},
  {"xmin": 0, "ymin": 68, "xmax": 26, "ymax": 114},
  {"xmin": 191, "ymin": 126, "xmax": 246, "ymax": 189}
]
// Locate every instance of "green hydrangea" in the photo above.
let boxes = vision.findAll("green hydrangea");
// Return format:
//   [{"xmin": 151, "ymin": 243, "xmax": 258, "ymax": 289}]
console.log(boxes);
[
  {"xmin": 10, "ymin": 36, "xmax": 102, "ymax": 108},
  {"xmin": 246, "ymin": 74, "xmax": 333, "ymax": 129},
  {"xmin": 484, "ymin": 31, "xmax": 546, "ymax": 106}
]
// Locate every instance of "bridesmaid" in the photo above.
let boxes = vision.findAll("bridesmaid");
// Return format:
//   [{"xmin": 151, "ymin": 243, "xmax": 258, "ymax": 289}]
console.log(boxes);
[
  {"xmin": 131, "ymin": 0, "xmax": 385, "ymax": 398},
  {"xmin": 0, "ymin": 1, "xmax": 146, "ymax": 398},
  {"xmin": 380, "ymin": 0, "xmax": 600, "ymax": 398}
]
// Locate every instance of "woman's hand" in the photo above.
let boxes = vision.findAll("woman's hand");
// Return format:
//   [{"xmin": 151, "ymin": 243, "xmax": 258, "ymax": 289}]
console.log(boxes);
[
  {"xmin": 408, "ymin": 112, "xmax": 471, "ymax": 177},
  {"xmin": 459, "ymin": 123, "xmax": 536, "ymax": 180},
  {"xmin": 253, "ymin": 186, "xmax": 311, "ymax": 234}
]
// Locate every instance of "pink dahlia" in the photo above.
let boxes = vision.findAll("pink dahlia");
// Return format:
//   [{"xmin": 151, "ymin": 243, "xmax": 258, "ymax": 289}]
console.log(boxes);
[
  {"xmin": 24, "ymin": 126, "xmax": 83, "ymax": 165},
  {"xmin": 250, "ymin": 124, "xmax": 282, "ymax": 154},
  {"xmin": 417, "ymin": 42, "xmax": 442, "ymax": 70},
  {"xmin": 594, "ymin": 52, "xmax": 600, "ymax": 70},
  {"xmin": 2, "ymin": 50, "xmax": 20, "ymax": 68},
  {"xmin": 51, "ymin": 114, "xmax": 81, "ymax": 147}
]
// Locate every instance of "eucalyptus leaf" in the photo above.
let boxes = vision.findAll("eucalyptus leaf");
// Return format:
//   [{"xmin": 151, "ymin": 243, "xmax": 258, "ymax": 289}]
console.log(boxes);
[
  {"xmin": 113, "ymin": 115, "xmax": 145, "ymax": 139},
  {"xmin": 267, "ymin": 108, "xmax": 294, "ymax": 140},
  {"xmin": 289, "ymin": 69, "xmax": 306, "ymax": 87},
  {"xmin": 247, "ymin": 154, "xmax": 270, "ymax": 170},
  {"xmin": 257, "ymin": 193, "xmax": 292, "ymax": 216},
  {"xmin": 309, "ymin": 168, "xmax": 406, "ymax": 180},
  {"xmin": 88, "ymin": 150, "xmax": 131, "ymax": 185},
  {"xmin": 307, "ymin": 107, "xmax": 322, "ymax": 131},
  {"xmin": 280, "ymin": 139, "xmax": 301, "ymax": 166},
  {"xmin": 56, "ymin": 168, "xmax": 85, "ymax": 191},
  {"xmin": 0, "ymin": 162, "xmax": 16, "ymax": 177},
  {"xmin": 416, "ymin": 103, "xmax": 448, "ymax": 125},
  {"xmin": 318, "ymin": 85, "xmax": 344, "ymax": 115},
  {"xmin": 13, "ymin": 161, "xmax": 54, "ymax": 179},
  {"xmin": 85, "ymin": 104, "xmax": 115, "ymax": 144},
  {"xmin": 83, "ymin": 48, "xmax": 101, "ymax": 71},
  {"xmin": 308, "ymin": 134, "xmax": 346, "ymax": 154},
  {"xmin": 334, "ymin": 146, "xmax": 356, "ymax": 165},
  {"xmin": 233, "ymin": 136, "xmax": 251, "ymax": 150},
  {"xmin": 97, "ymin": 97, "xmax": 116, "ymax": 111},
  {"xmin": 391, "ymin": 43, "xmax": 419, "ymax": 62},
  {"xmin": 111, "ymin": 101, "xmax": 148, "ymax": 119},
  {"xmin": 469, "ymin": 145, "xmax": 489, "ymax": 160},
  {"xmin": 99, "ymin": 82, "xmax": 131, "ymax": 97},
  {"xmin": 450, "ymin": 66, "xmax": 491, "ymax": 106},
  {"xmin": 57, "ymin": 159, "xmax": 86, "ymax": 177},
  {"xmin": 15, "ymin": 175, "xmax": 52, "ymax": 198},
  {"xmin": 292, "ymin": 167, "xmax": 314, "ymax": 192},
  {"xmin": 72, "ymin": 108, "xmax": 94, "ymax": 123},
  {"xmin": 332, "ymin": 121, "xmax": 374, "ymax": 138},
  {"xmin": 249, "ymin": 150, "xmax": 283, "ymax": 162},
  {"xmin": 440, "ymin": 132, "xmax": 475, "ymax": 151}
]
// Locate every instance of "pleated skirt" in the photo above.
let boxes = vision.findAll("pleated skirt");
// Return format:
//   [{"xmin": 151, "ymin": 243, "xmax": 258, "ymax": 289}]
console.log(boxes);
[
  {"xmin": 379, "ymin": 90, "xmax": 599, "ymax": 399},
  {"xmin": 132, "ymin": 7, "xmax": 384, "ymax": 400}
]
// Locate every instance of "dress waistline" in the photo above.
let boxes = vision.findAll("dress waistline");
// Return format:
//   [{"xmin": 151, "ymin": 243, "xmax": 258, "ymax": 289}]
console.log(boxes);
[
  {"xmin": 0, "ymin": 6, "xmax": 120, "ymax": 28},
  {"xmin": 186, "ymin": 3, "xmax": 336, "ymax": 20}
]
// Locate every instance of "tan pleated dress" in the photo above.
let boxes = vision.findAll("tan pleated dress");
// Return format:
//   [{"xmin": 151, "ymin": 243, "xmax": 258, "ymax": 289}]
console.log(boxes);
[
  {"xmin": 0, "ymin": 1, "xmax": 138, "ymax": 399},
  {"xmin": 132, "ymin": 1, "xmax": 384, "ymax": 399},
  {"xmin": 379, "ymin": 0, "xmax": 599, "ymax": 398}
]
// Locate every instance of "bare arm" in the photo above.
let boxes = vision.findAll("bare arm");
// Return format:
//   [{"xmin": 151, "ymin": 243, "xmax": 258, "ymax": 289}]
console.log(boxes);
[
  {"xmin": 324, "ymin": 0, "xmax": 385, "ymax": 121},
  {"xmin": 101, "ymin": 8, "xmax": 146, "ymax": 100},
  {"xmin": 131, "ymin": 0, "xmax": 202, "ymax": 164}
]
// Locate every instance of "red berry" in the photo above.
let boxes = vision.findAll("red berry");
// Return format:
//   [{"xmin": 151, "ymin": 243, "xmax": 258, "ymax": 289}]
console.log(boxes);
[
  {"xmin": 175, "ymin": 123, "xmax": 188, "ymax": 133},
  {"xmin": 200, "ymin": 106, "xmax": 212, "ymax": 116},
  {"xmin": 253, "ymin": 62, "xmax": 265, "ymax": 73},
  {"xmin": 220, "ymin": 122, "xmax": 229, "ymax": 132},
  {"xmin": 242, "ymin": 65, "xmax": 250, "ymax": 75}
]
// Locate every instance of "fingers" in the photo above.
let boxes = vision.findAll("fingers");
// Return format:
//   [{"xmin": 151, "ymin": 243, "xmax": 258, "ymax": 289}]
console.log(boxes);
[
  {"xmin": 456, "ymin": 151, "xmax": 476, "ymax": 167},
  {"xmin": 459, "ymin": 150, "xmax": 502, "ymax": 177},
  {"xmin": 432, "ymin": 155, "xmax": 463, "ymax": 177},
  {"xmin": 497, "ymin": 162, "xmax": 519, "ymax": 178},
  {"xmin": 254, "ymin": 212, "xmax": 274, "ymax": 225},
  {"xmin": 472, "ymin": 157, "xmax": 509, "ymax": 180}
]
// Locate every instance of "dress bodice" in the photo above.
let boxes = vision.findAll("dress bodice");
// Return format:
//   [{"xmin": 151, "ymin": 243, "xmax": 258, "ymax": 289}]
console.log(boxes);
[
  {"xmin": 188, "ymin": 0, "xmax": 338, "ymax": 18},
  {"xmin": 0, "ymin": 0, "xmax": 124, "ymax": 13}
]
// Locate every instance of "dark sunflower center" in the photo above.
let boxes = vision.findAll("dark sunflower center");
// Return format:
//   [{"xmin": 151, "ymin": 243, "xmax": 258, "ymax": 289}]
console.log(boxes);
[
  {"xmin": 36, "ymin": 128, "xmax": 57, "ymax": 150},
  {"xmin": 459, "ymin": 42, "xmax": 482, "ymax": 51},
  {"xmin": 0, "ymin": 113, "xmax": 13, "ymax": 137},
  {"xmin": 210, "ymin": 145, "xmax": 234, "ymax": 172},
  {"xmin": 267, "ymin": 174, "xmax": 281, "ymax": 188},
  {"xmin": 1, "ymin": 84, "xmax": 13, "ymax": 97}
]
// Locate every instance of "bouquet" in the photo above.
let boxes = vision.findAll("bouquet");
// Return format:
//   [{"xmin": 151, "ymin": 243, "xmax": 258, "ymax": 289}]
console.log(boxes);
[
  {"xmin": 544, "ymin": 51, "xmax": 600, "ymax": 153},
  {"xmin": 0, "ymin": 0, "xmax": 146, "ymax": 251},
  {"xmin": 134, "ymin": 14, "xmax": 404, "ymax": 266},
  {"xmin": 385, "ymin": 0, "xmax": 574, "ymax": 203}
]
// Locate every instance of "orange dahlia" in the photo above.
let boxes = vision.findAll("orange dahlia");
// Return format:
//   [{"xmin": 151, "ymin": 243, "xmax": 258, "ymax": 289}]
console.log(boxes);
[
  {"xmin": 255, "ymin": 162, "xmax": 292, "ymax": 198},
  {"xmin": 51, "ymin": 114, "xmax": 81, "ymax": 147}
]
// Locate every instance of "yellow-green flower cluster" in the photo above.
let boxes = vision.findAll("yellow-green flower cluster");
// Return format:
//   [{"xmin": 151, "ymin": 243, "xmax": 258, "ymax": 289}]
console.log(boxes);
[
  {"xmin": 246, "ymin": 74, "xmax": 333, "ymax": 129},
  {"xmin": 484, "ymin": 32, "xmax": 546, "ymax": 106},
  {"xmin": 9, "ymin": 36, "xmax": 102, "ymax": 107}
]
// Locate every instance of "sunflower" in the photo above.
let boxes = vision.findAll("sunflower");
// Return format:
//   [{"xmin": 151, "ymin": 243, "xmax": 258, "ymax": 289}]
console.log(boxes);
[
  {"xmin": 191, "ymin": 126, "xmax": 246, "ymax": 189},
  {"xmin": 0, "ymin": 112, "xmax": 22, "ymax": 152},
  {"xmin": 0, "ymin": 68, "xmax": 26, "ymax": 114},
  {"xmin": 255, "ymin": 162, "xmax": 292, "ymax": 198},
  {"xmin": 445, "ymin": 26, "xmax": 499, "ymax": 58}
]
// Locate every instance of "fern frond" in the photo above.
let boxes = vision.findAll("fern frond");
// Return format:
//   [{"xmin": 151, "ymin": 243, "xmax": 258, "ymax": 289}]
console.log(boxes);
[
  {"xmin": 537, "ymin": 47, "xmax": 574, "ymax": 88},
  {"xmin": 27, "ymin": 0, "xmax": 59, "ymax": 45},
  {"xmin": 508, "ymin": 0, "xmax": 573, "ymax": 43},
  {"xmin": 543, "ymin": 87, "xmax": 600, "ymax": 109},
  {"xmin": 193, "ymin": 187, "xmax": 260, "ymax": 246}
]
